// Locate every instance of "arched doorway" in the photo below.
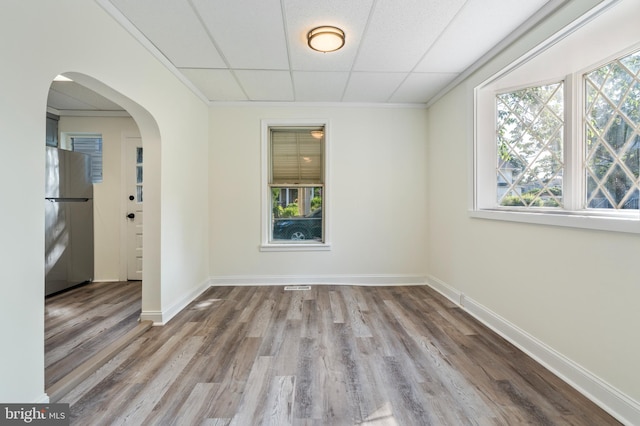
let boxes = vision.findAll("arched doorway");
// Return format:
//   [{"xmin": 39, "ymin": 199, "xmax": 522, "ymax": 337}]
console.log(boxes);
[
  {"xmin": 61, "ymin": 72, "xmax": 162, "ymax": 320},
  {"xmin": 44, "ymin": 72, "xmax": 162, "ymax": 397}
]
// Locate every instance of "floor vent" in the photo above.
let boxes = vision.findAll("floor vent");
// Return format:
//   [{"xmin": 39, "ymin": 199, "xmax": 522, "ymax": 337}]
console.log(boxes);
[{"xmin": 284, "ymin": 285, "xmax": 311, "ymax": 291}]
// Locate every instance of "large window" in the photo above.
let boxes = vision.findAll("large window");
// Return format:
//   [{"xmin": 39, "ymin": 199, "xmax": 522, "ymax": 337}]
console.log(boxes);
[
  {"xmin": 261, "ymin": 120, "xmax": 330, "ymax": 250},
  {"xmin": 474, "ymin": 0, "xmax": 640, "ymax": 233}
]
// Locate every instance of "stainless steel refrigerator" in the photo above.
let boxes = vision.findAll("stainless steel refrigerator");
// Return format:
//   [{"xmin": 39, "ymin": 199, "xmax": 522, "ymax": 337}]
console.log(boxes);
[{"xmin": 45, "ymin": 147, "xmax": 94, "ymax": 296}]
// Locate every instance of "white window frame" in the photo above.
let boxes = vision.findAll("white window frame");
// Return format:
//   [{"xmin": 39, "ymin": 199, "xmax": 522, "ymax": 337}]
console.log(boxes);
[
  {"xmin": 472, "ymin": 0, "xmax": 640, "ymax": 234},
  {"xmin": 260, "ymin": 119, "xmax": 331, "ymax": 251}
]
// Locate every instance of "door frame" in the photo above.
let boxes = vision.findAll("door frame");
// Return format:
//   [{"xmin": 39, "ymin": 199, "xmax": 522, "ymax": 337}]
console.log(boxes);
[{"xmin": 120, "ymin": 133, "xmax": 142, "ymax": 281}]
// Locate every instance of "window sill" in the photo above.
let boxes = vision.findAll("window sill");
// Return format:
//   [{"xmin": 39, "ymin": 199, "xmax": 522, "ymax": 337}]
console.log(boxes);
[
  {"xmin": 260, "ymin": 243, "xmax": 332, "ymax": 252},
  {"xmin": 470, "ymin": 209, "xmax": 640, "ymax": 234}
]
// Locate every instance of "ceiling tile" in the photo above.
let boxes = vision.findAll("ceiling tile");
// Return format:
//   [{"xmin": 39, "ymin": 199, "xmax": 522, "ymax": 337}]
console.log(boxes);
[
  {"xmin": 234, "ymin": 70, "xmax": 294, "ymax": 101},
  {"xmin": 109, "ymin": 0, "xmax": 226, "ymax": 68},
  {"xmin": 415, "ymin": 0, "xmax": 550, "ymax": 73},
  {"xmin": 292, "ymin": 72, "xmax": 349, "ymax": 102},
  {"xmin": 389, "ymin": 72, "xmax": 457, "ymax": 103},
  {"xmin": 342, "ymin": 72, "xmax": 407, "ymax": 103},
  {"xmin": 180, "ymin": 69, "xmax": 247, "ymax": 101},
  {"xmin": 353, "ymin": 0, "xmax": 466, "ymax": 72},
  {"xmin": 190, "ymin": 0, "xmax": 289, "ymax": 70}
]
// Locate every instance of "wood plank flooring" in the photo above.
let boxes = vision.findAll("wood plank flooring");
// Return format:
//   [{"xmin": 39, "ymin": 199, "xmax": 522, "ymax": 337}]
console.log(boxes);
[
  {"xmin": 45, "ymin": 281, "xmax": 142, "ymax": 391},
  {"xmin": 53, "ymin": 285, "xmax": 620, "ymax": 425}
]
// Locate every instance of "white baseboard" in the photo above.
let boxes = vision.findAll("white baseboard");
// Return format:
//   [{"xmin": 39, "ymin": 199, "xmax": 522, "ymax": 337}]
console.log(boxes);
[
  {"xmin": 139, "ymin": 310, "xmax": 164, "ymax": 325},
  {"xmin": 209, "ymin": 274, "xmax": 427, "ymax": 286},
  {"xmin": 426, "ymin": 274, "xmax": 640, "ymax": 426},
  {"xmin": 140, "ymin": 279, "xmax": 211, "ymax": 326},
  {"xmin": 35, "ymin": 393, "xmax": 50, "ymax": 403}
]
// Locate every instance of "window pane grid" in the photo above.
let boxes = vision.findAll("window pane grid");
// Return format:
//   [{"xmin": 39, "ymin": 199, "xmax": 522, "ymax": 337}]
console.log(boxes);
[
  {"xmin": 584, "ymin": 50, "xmax": 640, "ymax": 210},
  {"xmin": 496, "ymin": 82, "xmax": 564, "ymax": 208}
]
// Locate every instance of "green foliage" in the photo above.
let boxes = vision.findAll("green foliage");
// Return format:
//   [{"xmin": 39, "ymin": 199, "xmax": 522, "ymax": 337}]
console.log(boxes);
[
  {"xmin": 280, "ymin": 203, "xmax": 299, "ymax": 217},
  {"xmin": 502, "ymin": 186, "xmax": 562, "ymax": 207},
  {"xmin": 272, "ymin": 188, "xmax": 282, "ymax": 217},
  {"xmin": 498, "ymin": 141, "xmax": 511, "ymax": 162},
  {"xmin": 496, "ymin": 83, "xmax": 564, "ymax": 188},
  {"xmin": 500, "ymin": 195, "xmax": 524, "ymax": 206},
  {"xmin": 311, "ymin": 196, "xmax": 322, "ymax": 210},
  {"xmin": 500, "ymin": 193, "xmax": 543, "ymax": 207}
]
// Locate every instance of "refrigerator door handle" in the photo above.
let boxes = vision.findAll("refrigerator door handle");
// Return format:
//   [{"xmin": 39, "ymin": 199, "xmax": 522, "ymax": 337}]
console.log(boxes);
[{"xmin": 46, "ymin": 197, "xmax": 90, "ymax": 202}]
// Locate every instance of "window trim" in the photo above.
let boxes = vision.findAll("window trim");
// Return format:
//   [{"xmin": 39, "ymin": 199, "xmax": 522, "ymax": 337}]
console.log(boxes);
[
  {"xmin": 472, "ymin": 0, "xmax": 640, "ymax": 234},
  {"xmin": 260, "ymin": 119, "xmax": 331, "ymax": 251}
]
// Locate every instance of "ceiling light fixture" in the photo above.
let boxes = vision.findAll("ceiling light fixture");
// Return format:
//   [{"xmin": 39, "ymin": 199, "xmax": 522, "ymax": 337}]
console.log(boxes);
[{"xmin": 307, "ymin": 26, "xmax": 345, "ymax": 53}]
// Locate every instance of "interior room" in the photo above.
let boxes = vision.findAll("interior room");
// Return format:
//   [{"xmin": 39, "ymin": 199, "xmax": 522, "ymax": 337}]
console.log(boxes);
[{"xmin": 1, "ymin": 0, "xmax": 638, "ymax": 424}]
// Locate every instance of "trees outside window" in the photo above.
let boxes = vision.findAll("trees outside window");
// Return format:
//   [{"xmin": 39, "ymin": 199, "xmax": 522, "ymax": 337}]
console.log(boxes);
[
  {"xmin": 489, "ymin": 49, "xmax": 640, "ymax": 213},
  {"xmin": 584, "ymin": 50, "xmax": 640, "ymax": 210},
  {"xmin": 497, "ymin": 83, "xmax": 564, "ymax": 208}
]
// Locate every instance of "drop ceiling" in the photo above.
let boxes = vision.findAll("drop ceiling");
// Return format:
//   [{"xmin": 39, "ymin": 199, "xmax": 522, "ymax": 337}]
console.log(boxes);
[{"xmin": 48, "ymin": 0, "xmax": 557, "ymax": 113}]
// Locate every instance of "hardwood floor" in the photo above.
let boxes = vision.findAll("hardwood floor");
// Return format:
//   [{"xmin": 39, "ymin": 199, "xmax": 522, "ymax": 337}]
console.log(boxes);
[
  {"xmin": 53, "ymin": 285, "xmax": 620, "ymax": 425},
  {"xmin": 45, "ymin": 281, "xmax": 142, "ymax": 391}
]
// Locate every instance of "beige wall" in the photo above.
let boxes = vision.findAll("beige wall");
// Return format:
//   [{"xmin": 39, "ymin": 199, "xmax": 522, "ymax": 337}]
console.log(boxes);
[{"xmin": 209, "ymin": 105, "xmax": 429, "ymax": 282}]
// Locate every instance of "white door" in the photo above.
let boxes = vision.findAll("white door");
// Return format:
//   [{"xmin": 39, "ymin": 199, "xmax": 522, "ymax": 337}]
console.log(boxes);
[{"xmin": 125, "ymin": 137, "xmax": 143, "ymax": 280}]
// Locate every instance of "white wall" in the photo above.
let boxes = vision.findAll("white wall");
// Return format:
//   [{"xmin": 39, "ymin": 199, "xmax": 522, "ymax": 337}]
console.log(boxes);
[
  {"xmin": 209, "ymin": 105, "xmax": 428, "ymax": 284},
  {"xmin": 427, "ymin": 0, "xmax": 640, "ymax": 422},
  {"xmin": 58, "ymin": 116, "xmax": 139, "ymax": 282},
  {"xmin": 0, "ymin": 0, "xmax": 209, "ymax": 402}
]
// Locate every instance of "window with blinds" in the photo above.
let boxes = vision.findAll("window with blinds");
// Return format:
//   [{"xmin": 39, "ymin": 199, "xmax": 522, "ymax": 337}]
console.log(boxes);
[
  {"xmin": 72, "ymin": 136, "xmax": 103, "ymax": 183},
  {"xmin": 269, "ymin": 127, "xmax": 325, "ymax": 243}
]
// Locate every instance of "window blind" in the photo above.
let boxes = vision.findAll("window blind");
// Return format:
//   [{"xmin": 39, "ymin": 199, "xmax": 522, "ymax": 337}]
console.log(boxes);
[{"xmin": 270, "ymin": 129, "xmax": 323, "ymax": 184}]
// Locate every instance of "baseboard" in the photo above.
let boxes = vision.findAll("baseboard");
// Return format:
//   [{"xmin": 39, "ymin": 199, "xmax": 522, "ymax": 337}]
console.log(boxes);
[
  {"xmin": 425, "ymin": 274, "xmax": 462, "ymax": 304},
  {"xmin": 426, "ymin": 274, "xmax": 640, "ymax": 426},
  {"xmin": 139, "ymin": 310, "xmax": 164, "ymax": 325},
  {"xmin": 140, "ymin": 279, "xmax": 211, "ymax": 326},
  {"xmin": 209, "ymin": 274, "xmax": 427, "ymax": 286},
  {"xmin": 35, "ymin": 393, "xmax": 50, "ymax": 403}
]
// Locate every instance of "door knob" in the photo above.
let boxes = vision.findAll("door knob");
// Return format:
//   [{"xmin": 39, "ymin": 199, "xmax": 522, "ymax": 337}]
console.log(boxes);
[
  {"xmin": 127, "ymin": 213, "xmax": 135, "ymax": 219},
  {"xmin": 129, "ymin": 195, "xmax": 135, "ymax": 201}
]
